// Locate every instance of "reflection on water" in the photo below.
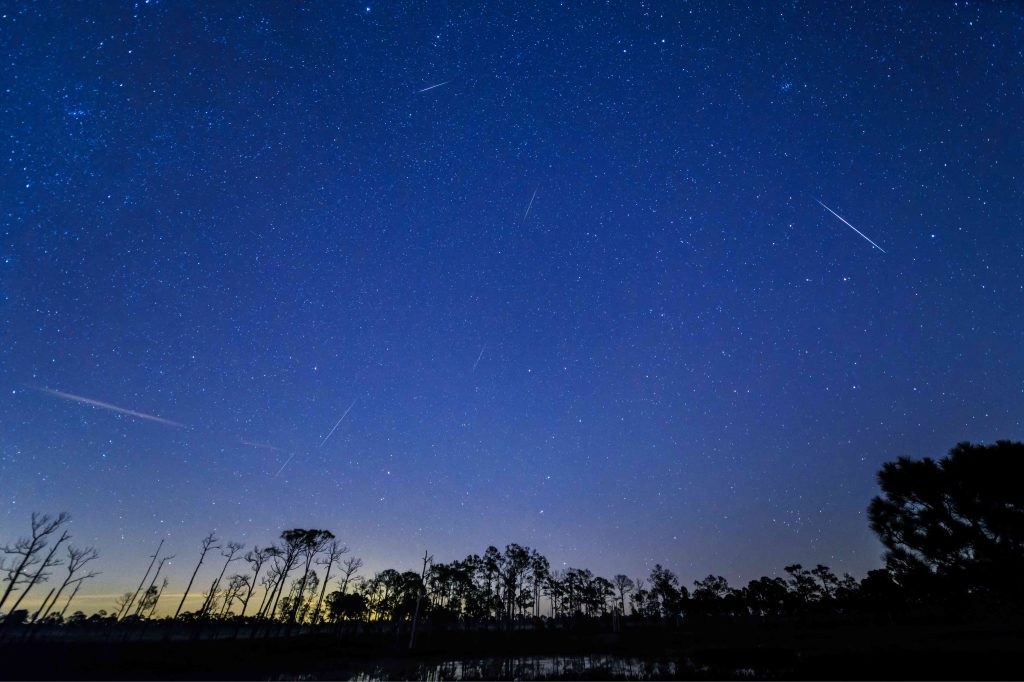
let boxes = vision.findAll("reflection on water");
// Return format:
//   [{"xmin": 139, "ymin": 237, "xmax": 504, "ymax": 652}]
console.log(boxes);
[{"xmin": 346, "ymin": 655, "xmax": 685, "ymax": 681}]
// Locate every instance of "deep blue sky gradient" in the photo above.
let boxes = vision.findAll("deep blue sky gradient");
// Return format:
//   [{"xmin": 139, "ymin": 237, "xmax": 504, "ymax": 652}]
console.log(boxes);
[{"xmin": 2, "ymin": 1, "xmax": 1022, "ymax": 611}]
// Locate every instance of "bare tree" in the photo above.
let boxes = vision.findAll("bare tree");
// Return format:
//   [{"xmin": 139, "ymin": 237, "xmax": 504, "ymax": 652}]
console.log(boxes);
[
  {"xmin": 239, "ymin": 546, "xmax": 273, "ymax": 617},
  {"xmin": 135, "ymin": 554, "xmax": 174, "ymax": 617},
  {"xmin": 174, "ymin": 532, "xmax": 219, "ymax": 618},
  {"xmin": 219, "ymin": 575, "xmax": 250, "ymax": 617},
  {"xmin": 30, "ymin": 588, "xmax": 55, "ymax": 623},
  {"xmin": 288, "ymin": 530, "xmax": 335, "ymax": 623},
  {"xmin": 120, "ymin": 540, "xmax": 164, "ymax": 619},
  {"xmin": 409, "ymin": 550, "xmax": 433, "ymax": 649},
  {"xmin": 199, "ymin": 578, "xmax": 220, "ymax": 616},
  {"xmin": 59, "ymin": 578, "xmax": 91, "ymax": 619},
  {"xmin": 200, "ymin": 541, "xmax": 244, "ymax": 617},
  {"xmin": 312, "ymin": 540, "xmax": 348, "ymax": 624},
  {"xmin": 141, "ymin": 577, "xmax": 170, "ymax": 618},
  {"xmin": 4, "ymin": 527, "xmax": 71, "ymax": 620},
  {"xmin": 337, "ymin": 556, "xmax": 364, "ymax": 594},
  {"xmin": 612, "ymin": 574, "xmax": 635, "ymax": 615},
  {"xmin": 255, "ymin": 557, "xmax": 283, "ymax": 619},
  {"xmin": 0, "ymin": 512, "xmax": 70, "ymax": 612},
  {"xmin": 113, "ymin": 592, "xmax": 133, "ymax": 616},
  {"xmin": 263, "ymin": 531, "xmax": 311, "ymax": 622},
  {"xmin": 35, "ymin": 545, "xmax": 100, "ymax": 622}
]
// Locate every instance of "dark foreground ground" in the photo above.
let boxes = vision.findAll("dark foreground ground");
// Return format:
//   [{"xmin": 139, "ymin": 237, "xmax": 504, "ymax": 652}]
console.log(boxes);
[{"xmin": 2, "ymin": 619, "xmax": 1023, "ymax": 680}]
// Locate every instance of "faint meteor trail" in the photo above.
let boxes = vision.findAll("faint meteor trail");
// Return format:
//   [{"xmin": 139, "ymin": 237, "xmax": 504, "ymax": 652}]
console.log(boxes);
[
  {"xmin": 29, "ymin": 386, "xmax": 186, "ymax": 428},
  {"xmin": 416, "ymin": 80, "xmax": 449, "ymax": 94},
  {"xmin": 522, "ymin": 188, "xmax": 538, "ymax": 223},
  {"xmin": 815, "ymin": 199, "xmax": 887, "ymax": 253},
  {"xmin": 319, "ymin": 399, "xmax": 356, "ymax": 448},
  {"xmin": 472, "ymin": 344, "xmax": 487, "ymax": 372},
  {"xmin": 274, "ymin": 452, "xmax": 297, "ymax": 477},
  {"xmin": 240, "ymin": 438, "xmax": 284, "ymax": 452}
]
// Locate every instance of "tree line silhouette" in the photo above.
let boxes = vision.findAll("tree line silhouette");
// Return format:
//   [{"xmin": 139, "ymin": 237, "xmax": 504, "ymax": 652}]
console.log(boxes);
[{"xmin": 2, "ymin": 440, "xmax": 1022, "ymax": 635}]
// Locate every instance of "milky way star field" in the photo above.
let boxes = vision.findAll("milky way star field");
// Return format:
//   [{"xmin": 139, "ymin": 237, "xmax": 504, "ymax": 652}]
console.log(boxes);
[{"xmin": 1, "ymin": 2, "xmax": 1022, "ymax": 612}]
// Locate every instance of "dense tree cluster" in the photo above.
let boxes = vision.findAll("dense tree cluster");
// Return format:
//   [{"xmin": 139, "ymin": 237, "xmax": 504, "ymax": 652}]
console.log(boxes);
[{"xmin": 2, "ymin": 441, "xmax": 1021, "ymax": 630}]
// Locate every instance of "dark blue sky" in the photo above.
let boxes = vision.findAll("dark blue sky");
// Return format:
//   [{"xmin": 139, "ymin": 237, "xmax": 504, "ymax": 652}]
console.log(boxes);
[{"xmin": 2, "ymin": 1, "xmax": 1022, "ymax": 611}]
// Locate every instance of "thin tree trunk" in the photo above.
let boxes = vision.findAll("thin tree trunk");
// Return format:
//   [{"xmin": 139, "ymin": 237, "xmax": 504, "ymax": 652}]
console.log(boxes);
[
  {"xmin": 149, "ymin": 579, "xmax": 168, "ymax": 618},
  {"xmin": 135, "ymin": 557, "xmax": 169, "ymax": 617},
  {"xmin": 288, "ymin": 561, "xmax": 313, "ymax": 623},
  {"xmin": 267, "ymin": 569, "xmax": 290, "ymax": 621},
  {"xmin": 59, "ymin": 581, "xmax": 83, "ymax": 618},
  {"xmin": 174, "ymin": 546, "xmax": 211, "ymax": 619},
  {"xmin": 255, "ymin": 580, "xmax": 273, "ymax": 619},
  {"xmin": 30, "ymin": 588, "xmax": 55, "ymax": 623},
  {"xmin": 201, "ymin": 556, "xmax": 233, "ymax": 617},
  {"xmin": 262, "ymin": 570, "xmax": 286, "ymax": 620},
  {"xmin": 0, "ymin": 552, "xmax": 32, "ymax": 612},
  {"xmin": 240, "ymin": 563, "xmax": 264, "ymax": 618},
  {"xmin": 121, "ymin": 540, "xmax": 163, "ymax": 619},
  {"xmin": 312, "ymin": 563, "xmax": 335, "ymax": 625},
  {"xmin": 38, "ymin": 577, "xmax": 72, "ymax": 622}
]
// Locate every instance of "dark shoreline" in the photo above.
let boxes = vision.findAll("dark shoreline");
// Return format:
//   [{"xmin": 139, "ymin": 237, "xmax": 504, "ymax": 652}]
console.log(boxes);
[{"xmin": 3, "ymin": 619, "xmax": 1022, "ymax": 680}]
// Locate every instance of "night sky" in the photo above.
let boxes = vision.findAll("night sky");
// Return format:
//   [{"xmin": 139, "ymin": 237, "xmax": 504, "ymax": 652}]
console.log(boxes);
[{"xmin": 2, "ymin": 1, "xmax": 1022, "ymax": 613}]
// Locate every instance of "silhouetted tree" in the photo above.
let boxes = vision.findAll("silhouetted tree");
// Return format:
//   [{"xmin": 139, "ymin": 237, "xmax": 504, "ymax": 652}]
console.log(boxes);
[
  {"xmin": 326, "ymin": 590, "xmax": 367, "ymax": 622},
  {"xmin": 133, "ymin": 554, "xmax": 173, "ymax": 618},
  {"xmin": 692, "ymin": 575, "xmax": 733, "ymax": 617},
  {"xmin": 220, "ymin": 575, "xmax": 249, "ymax": 617},
  {"xmin": 0, "ymin": 512, "xmax": 70, "ymax": 613},
  {"xmin": 35, "ymin": 545, "xmax": 99, "ymax": 622},
  {"xmin": 30, "ymin": 588, "xmax": 55, "ymax": 623},
  {"xmin": 612, "ymin": 574, "xmax": 634, "ymax": 615},
  {"xmin": 201, "ymin": 541, "xmax": 243, "ymax": 617},
  {"xmin": 529, "ymin": 552, "xmax": 550, "ymax": 616},
  {"xmin": 810, "ymin": 564, "xmax": 839, "ymax": 600},
  {"xmin": 337, "ymin": 556, "xmax": 364, "ymax": 595},
  {"xmin": 743, "ymin": 576, "xmax": 789, "ymax": 618},
  {"xmin": 239, "ymin": 546, "xmax": 273, "ymax": 617},
  {"xmin": 285, "ymin": 530, "xmax": 334, "ymax": 623},
  {"xmin": 263, "ymin": 530, "xmax": 313, "ymax": 622},
  {"xmin": 4, "ymin": 525, "xmax": 71, "ymax": 621},
  {"xmin": 312, "ymin": 539, "xmax": 348, "ymax": 624},
  {"xmin": 113, "ymin": 592, "xmax": 133, "ymax": 616},
  {"xmin": 174, "ymin": 532, "xmax": 219, "ymax": 618},
  {"xmin": 868, "ymin": 440, "xmax": 1024, "ymax": 603},
  {"xmin": 120, "ymin": 540, "xmax": 163, "ymax": 619},
  {"xmin": 58, "ymin": 579, "xmax": 86, "ymax": 619},
  {"xmin": 784, "ymin": 564, "xmax": 820, "ymax": 605},
  {"xmin": 136, "ymin": 580, "xmax": 165, "ymax": 618},
  {"xmin": 255, "ymin": 563, "xmax": 280, "ymax": 618},
  {"xmin": 647, "ymin": 564, "xmax": 686, "ymax": 618},
  {"xmin": 857, "ymin": 568, "xmax": 904, "ymax": 614}
]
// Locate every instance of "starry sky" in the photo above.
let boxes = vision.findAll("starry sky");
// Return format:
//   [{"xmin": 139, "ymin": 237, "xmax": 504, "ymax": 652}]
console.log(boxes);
[{"xmin": 2, "ymin": 1, "xmax": 1023, "ymax": 613}]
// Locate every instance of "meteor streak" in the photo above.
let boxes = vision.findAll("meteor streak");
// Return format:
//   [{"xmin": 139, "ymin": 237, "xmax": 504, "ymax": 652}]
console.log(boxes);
[
  {"xmin": 29, "ymin": 386, "xmax": 186, "ymax": 428},
  {"xmin": 815, "ymin": 199, "xmax": 886, "ymax": 253},
  {"xmin": 522, "ymin": 189, "xmax": 537, "ymax": 223},
  {"xmin": 240, "ymin": 438, "xmax": 284, "ymax": 452},
  {"xmin": 319, "ymin": 399, "xmax": 356, "ymax": 448},
  {"xmin": 274, "ymin": 452, "xmax": 297, "ymax": 478},
  {"xmin": 416, "ymin": 81, "xmax": 449, "ymax": 94},
  {"xmin": 472, "ymin": 344, "xmax": 486, "ymax": 372}
]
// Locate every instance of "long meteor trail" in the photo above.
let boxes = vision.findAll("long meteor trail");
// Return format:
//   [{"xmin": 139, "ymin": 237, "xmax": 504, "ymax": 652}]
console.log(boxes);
[
  {"xmin": 319, "ymin": 399, "xmax": 356, "ymax": 448},
  {"xmin": 815, "ymin": 199, "xmax": 886, "ymax": 253},
  {"xmin": 416, "ymin": 80, "xmax": 449, "ymax": 94},
  {"xmin": 29, "ymin": 386, "xmax": 186, "ymax": 428}
]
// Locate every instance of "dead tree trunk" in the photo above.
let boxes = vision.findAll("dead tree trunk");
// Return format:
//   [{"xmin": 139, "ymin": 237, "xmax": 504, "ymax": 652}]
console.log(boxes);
[
  {"xmin": 121, "ymin": 540, "xmax": 163, "ymax": 619},
  {"xmin": 174, "ymin": 533, "xmax": 219, "ymax": 618}
]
